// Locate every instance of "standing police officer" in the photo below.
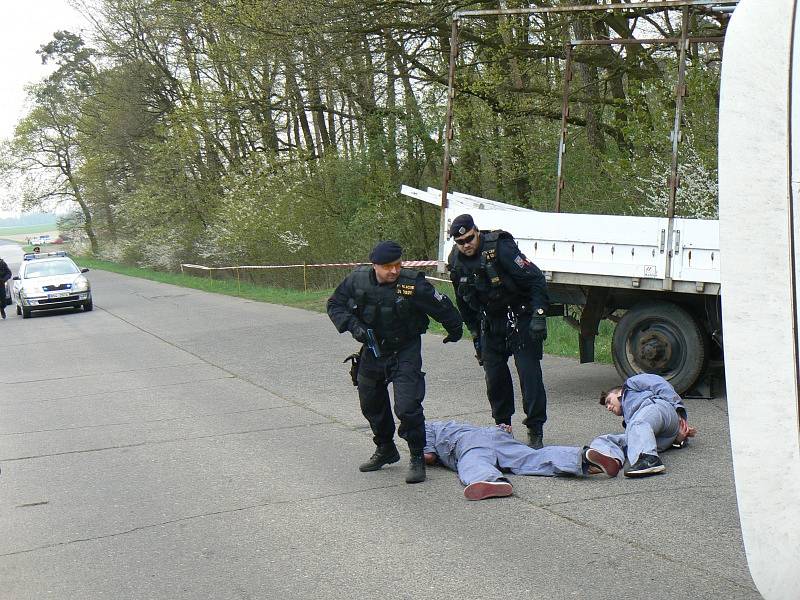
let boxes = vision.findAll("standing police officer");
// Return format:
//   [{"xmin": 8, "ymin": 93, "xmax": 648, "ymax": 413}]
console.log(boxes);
[
  {"xmin": 447, "ymin": 214, "xmax": 550, "ymax": 448},
  {"xmin": 0, "ymin": 256, "xmax": 12, "ymax": 320},
  {"xmin": 327, "ymin": 240, "xmax": 463, "ymax": 483}
]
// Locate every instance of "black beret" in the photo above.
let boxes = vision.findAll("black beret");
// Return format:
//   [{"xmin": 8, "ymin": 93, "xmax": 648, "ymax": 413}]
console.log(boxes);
[
  {"xmin": 449, "ymin": 214, "xmax": 476, "ymax": 238},
  {"xmin": 369, "ymin": 240, "xmax": 403, "ymax": 264}
]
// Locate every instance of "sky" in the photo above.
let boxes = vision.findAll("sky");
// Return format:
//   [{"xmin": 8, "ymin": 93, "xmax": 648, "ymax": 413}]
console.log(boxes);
[{"xmin": 0, "ymin": 0, "xmax": 88, "ymax": 217}]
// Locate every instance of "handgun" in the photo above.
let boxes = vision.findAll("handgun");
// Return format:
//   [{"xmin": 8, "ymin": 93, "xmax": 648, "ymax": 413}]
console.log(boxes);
[{"xmin": 366, "ymin": 328, "xmax": 382, "ymax": 358}]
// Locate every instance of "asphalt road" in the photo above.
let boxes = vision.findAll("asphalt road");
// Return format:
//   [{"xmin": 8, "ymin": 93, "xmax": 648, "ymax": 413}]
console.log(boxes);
[{"xmin": 0, "ymin": 250, "xmax": 760, "ymax": 599}]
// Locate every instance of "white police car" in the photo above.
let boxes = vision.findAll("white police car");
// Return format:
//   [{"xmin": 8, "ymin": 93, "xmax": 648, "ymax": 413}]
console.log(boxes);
[{"xmin": 11, "ymin": 252, "xmax": 93, "ymax": 318}]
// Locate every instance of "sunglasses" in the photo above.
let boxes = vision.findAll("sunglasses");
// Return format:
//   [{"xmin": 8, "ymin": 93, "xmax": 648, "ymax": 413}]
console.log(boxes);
[{"xmin": 454, "ymin": 232, "xmax": 476, "ymax": 246}]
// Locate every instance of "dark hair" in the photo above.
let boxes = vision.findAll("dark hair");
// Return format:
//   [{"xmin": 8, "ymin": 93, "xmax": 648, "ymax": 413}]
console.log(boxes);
[{"xmin": 599, "ymin": 386, "xmax": 623, "ymax": 405}]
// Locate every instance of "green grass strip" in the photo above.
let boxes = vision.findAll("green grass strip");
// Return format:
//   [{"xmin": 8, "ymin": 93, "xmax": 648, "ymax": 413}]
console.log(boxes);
[{"xmin": 75, "ymin": 256, "xmax": 613, "ymax": 364}]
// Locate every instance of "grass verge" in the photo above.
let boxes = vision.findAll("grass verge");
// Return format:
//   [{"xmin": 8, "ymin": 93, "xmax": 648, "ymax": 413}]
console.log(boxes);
[{"xmin": 75, "ymin": 256, "xmax": 613, "ymax": 364}]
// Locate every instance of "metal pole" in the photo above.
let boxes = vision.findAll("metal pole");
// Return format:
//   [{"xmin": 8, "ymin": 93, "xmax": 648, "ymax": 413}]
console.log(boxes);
[
  {"xmin": 668, "ymin": 6, "xmax": 690, "ymax": 220},
  {"xmin": 438, "ymin": 18, "xmax": 459, "ymax": 271},
  {"xmin": 555, "ymin": 43, "xmax": 573, "ymax": 213},
  {"xmin": 663, "ymin": 5, "xmax": 691, "ymax": 291},
  {"xmin": 236, "ymin": 267, "xmax": 241, "ymax": 296},
  {"xmin": 303, "ymin": 262, "xmax": 308, "ymax": 293}
]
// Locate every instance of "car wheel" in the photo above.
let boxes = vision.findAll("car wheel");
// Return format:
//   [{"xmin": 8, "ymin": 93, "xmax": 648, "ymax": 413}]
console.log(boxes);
[
  {"xmin": 84, "ymin": 299, "xmax": 93, "ymax": 311},
  {"xmin": 21, "ymin": 306, "xmax": 31, "ymax": 319}
]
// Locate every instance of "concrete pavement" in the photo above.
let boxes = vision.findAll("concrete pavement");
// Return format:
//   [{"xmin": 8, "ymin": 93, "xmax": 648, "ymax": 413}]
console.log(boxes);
[{"xmin": 0, "ymin": 264, "xmax": 759, "ymax": 599}]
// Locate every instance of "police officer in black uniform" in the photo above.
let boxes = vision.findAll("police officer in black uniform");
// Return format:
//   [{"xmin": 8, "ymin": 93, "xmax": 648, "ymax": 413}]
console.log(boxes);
[
  {"xmin": 0, "ymin": 256, "xmax": 12, "ymax": 320},
  {"xmin": 447, "ymin": 214, "xmax": 550, "ymax": 449},
  {"xmin": 327, "ymin": 241, "xmax": 463, "ymax": 483}
]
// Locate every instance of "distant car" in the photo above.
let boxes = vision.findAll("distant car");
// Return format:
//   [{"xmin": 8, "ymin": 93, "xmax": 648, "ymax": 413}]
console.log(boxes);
[
  {"xmin": 11, "ymin": 252, "xmax": 93, "ymax": 318},
  {"xmin": 29, "ymin": 235, "xmax": 52, "ymax": 245}
]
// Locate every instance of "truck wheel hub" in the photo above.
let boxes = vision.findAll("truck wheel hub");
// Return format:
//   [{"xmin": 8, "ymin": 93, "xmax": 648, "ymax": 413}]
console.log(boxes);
[{"xmin": 636, "ymin": 331, "xmax": 674, "ymax": 370}]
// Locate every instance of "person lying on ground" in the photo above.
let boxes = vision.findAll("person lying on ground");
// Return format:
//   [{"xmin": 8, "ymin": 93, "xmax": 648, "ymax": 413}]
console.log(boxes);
[
  {"xmin": 423, "ymin": 420, "xmax": 621, "ymax": 501},
  {"xmin": 596, "ymin": 373, "xmax": 697, "ymax": 478}
]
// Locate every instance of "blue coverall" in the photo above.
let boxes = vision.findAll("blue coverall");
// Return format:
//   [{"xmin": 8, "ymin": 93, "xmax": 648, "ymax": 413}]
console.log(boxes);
[
  {"xmin": 590, "ymin": 373, "xmax": 686, "ymax": 466},
  {"xmin": 423, "ymin": 420, "xmax": 584, "ymax": 486}
]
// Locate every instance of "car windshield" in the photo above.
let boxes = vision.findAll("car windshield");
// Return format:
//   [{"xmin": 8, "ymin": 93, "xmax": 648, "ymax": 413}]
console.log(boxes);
[{"xmin": 24, "ymin": 260, "xmax": 80, "ymax": 279}]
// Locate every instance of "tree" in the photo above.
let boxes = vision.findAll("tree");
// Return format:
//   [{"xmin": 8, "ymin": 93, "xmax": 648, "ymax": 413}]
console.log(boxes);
[{"xmin": 3, "ymin": 32, "xmax": 100, "ymax": 253}]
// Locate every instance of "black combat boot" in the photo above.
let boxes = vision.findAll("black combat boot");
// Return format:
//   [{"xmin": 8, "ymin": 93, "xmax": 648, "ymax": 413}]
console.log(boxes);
[
  {"xmin": 405, "ymin": 453, "xmax": 426, "ymax": 484},
  {"xmin": 359, "ymin": 443, "xmax": 401, "ymax": 472},
  {"xmin": 527, "ymin": 428, "xmax": 543, "ymax": 450}
]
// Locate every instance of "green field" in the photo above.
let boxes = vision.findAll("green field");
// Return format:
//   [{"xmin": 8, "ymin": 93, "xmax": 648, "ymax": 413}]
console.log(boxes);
[
  {"xmin": 76, "ymin": 256, "xmax": 614, "ymax": 364},
  {"xmin": 0, "ymin": 224, "xmax": 57, "ymax": 236}
]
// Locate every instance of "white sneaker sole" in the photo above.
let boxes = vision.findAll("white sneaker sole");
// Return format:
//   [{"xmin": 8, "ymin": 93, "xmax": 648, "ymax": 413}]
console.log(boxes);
[{"xmin": 624, "ymin": 464, "xmax": 666, "ymax": 478}]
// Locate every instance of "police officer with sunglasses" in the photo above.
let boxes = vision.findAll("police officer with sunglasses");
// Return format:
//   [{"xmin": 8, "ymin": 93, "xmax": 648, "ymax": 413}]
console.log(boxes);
[{"xmin": 446, "ymin": 214, "xmax": 550, "ymax": 448}]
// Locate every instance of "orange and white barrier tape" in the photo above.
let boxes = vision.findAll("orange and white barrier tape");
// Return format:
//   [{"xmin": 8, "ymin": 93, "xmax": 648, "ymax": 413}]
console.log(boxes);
[{"xmin": 181, "ymin": 260, "xmax": 438, "ymax": 271}]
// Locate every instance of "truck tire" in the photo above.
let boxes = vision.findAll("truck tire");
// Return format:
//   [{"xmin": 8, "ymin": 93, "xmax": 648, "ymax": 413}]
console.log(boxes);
[{"xmin": 611, "ymin": 301, "xmax": 708, "ymax": 394}]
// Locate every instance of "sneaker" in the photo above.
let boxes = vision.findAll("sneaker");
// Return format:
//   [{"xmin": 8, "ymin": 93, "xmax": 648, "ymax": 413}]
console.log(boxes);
[
  {"xmin": 584, "ymin": 449, "xmax": 621, "ymax": 477},
  {"xmin": 464, "ymin": 480, "xmax": 513, "ymax": 501},
  {"xmin": 358, "ymin": 443, "xmax": 401, "ymax": 472},
  {"xmin": 624, "ymin": 454, "xmax": 665, "ymax": 478}
]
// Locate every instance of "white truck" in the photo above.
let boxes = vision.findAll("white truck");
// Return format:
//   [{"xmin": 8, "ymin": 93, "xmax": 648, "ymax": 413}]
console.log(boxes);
[
  {"xmin": 402, "ymin": 184, "xmax": 721, "ymax": 395},
  {"xmin": 400, "ymin": 0, "xmax": 732, "ymax": 395}
]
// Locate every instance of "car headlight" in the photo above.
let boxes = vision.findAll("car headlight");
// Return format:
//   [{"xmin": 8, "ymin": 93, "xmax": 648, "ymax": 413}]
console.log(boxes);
[{"xmin": 72, "ymin": 276, "xmax": 89, "ymax": 292}]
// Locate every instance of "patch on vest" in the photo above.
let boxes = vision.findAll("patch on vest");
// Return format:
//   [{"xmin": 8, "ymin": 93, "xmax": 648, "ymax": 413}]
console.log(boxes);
[
  {"xmin": 433, "ymin": 289, "xmax": 444, "ymax": 302},
  {"xmin": 514, "ymin": 255, "xmax": 530, "ymax": 269},
  {"xmin": 397, "ymin": 283, "xmax": 415, "ymax": 297}
]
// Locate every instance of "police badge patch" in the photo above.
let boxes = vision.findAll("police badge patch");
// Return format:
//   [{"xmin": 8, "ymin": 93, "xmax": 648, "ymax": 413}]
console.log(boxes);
[{"xmin": 514, "ymin": 255, "xmax": 530, "ymax": 269}]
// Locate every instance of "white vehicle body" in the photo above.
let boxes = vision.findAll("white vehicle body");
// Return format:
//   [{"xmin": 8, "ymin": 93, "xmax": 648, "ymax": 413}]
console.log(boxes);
[
  {"xmin": 718, "ymin": 0, "xmax": 800, "ymax": 598},
  {"xmin": 402, "ymin": 185, "xmax": 720, "ymax": 294}
]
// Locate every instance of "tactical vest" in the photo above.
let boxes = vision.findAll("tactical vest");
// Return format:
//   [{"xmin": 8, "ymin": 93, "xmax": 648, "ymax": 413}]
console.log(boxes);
[
  {"xmin": 448, "ymin": 230, "xmax": 523, "ymax": 313},
  {"xmin": 348, "ymin": 266, "xmax": 429, "ymax": 350}
]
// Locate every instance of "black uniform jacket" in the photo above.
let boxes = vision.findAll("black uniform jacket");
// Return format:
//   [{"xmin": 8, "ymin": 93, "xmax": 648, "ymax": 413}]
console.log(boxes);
[
  {"xmin": 0, "ymin": 259, "xmax": 11, "ymax": 300},
  {"xmin": 448, "ymin": 234, "xmax": 549, "ymax": 335},
  {"xmin": 327, "ymin": 267, "xmax": 463, "ymax": 341}
]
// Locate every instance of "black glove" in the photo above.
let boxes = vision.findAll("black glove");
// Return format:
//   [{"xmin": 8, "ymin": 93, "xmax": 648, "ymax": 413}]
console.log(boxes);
[
  {"xmin": 528, "ymin": 315, "xmax": 547, "ymax": 342},
  {"xmin": 472, "ymin": 336, "xmax": 483, "ymax": 366},
  {"xmin": 350, "ymin": 321, "xmax": 368, "ymax": 344},
  {"xmin": 443, "ymin": 328, "xmax": 463, "ymax": 344}
]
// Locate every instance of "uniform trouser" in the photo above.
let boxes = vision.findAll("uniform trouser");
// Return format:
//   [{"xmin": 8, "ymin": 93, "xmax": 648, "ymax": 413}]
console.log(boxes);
[
  {"xmin": 481, "ymin": 314, "xmax": 547, "ymax": 432},
  {"xmin": 454, "ymin": 428, "xmax": 582, "ymax": 485},
  {"xmin": 357, "ymin": 336, "xmax": 426, "ymax": 453},
  {"xmin": 589, "ymin": 400, "xmax": 680, "ymax": 466}
]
